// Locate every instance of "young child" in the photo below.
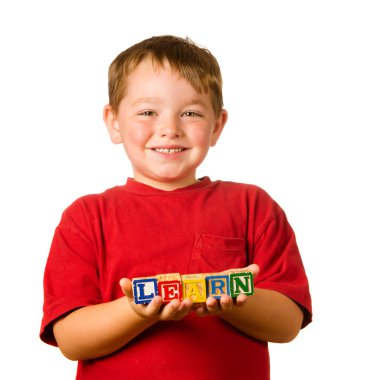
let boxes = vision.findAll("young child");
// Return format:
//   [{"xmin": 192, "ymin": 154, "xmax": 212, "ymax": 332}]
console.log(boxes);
[{"xmin": 40, "ymin": 35, "xmax": 312, "ymax": 379}]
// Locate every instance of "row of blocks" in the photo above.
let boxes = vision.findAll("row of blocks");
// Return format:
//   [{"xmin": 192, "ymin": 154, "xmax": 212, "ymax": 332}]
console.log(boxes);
[{"xmin": 132, "ymin": 271, "xmax": 254, "ymax": 304}]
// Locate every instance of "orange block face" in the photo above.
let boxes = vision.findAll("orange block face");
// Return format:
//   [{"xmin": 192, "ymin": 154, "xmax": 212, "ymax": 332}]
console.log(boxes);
[
  {"xmin": 157, "ymin": 273, "xmax": 182, "ymax": 303},
  {"xmin": 181, "ymin": 274, "xmax": 207, "ymax": 302}
]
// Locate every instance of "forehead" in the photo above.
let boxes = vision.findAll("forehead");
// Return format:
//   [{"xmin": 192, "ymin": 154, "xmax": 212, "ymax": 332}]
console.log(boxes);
[
  {"xmin": 123, "ymin": 58, "xmax": 210, "ymax": 103},
  {"xmin": 127, "ymin": 57, "xmax": 184, "ymax": 86}
]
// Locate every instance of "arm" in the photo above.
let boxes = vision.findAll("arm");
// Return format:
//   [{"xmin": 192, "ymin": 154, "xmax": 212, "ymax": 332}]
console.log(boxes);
[
  {"xmin": 220, "ymin": 288, "xmax": 304, "ymax": 343},
  {"xmin": 53, "ymin": 279, "xmax": 193, "ymax": 361},
  {"xmin": 194, "ymin": 264, "xmax": 304, "ymax": 343}
]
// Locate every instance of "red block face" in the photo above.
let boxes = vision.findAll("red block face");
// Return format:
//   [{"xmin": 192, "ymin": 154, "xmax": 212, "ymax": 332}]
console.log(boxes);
[{"xmin": 158, "ymin": 281, "xmax": 183, "ymax": 303}]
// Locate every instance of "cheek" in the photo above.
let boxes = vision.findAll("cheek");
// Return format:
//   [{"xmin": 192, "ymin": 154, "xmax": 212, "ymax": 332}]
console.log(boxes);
[
  {"xmin": 124, "ymin": 125, "xmax": 151, "ymax": 145},
  {"xmin": 190, "ymin": 127, "xmax": 213, "ymax": 147}
]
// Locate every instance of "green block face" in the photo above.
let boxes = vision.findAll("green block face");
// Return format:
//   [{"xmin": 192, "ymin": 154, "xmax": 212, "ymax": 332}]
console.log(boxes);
[{"xmin": 230, "ymin": 272, "xmax": 254, "ymax": 297}]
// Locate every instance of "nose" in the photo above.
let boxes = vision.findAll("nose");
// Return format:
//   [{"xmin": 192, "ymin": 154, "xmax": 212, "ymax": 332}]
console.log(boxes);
[{"xmin": 158, "ymin": 115, "xmax": 183, "ymax": 138}]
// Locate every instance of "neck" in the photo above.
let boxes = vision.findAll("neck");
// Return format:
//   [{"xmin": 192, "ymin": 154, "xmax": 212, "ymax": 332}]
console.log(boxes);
[{"xmin": 132, "ymin": 176, "xmax": 199, "ymax": 191}]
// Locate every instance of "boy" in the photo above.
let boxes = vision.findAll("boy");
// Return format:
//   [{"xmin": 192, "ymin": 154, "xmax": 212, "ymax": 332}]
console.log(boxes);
[{"xmin": 40, "ymin": 35, "xmax": 312, "ymax": 379}]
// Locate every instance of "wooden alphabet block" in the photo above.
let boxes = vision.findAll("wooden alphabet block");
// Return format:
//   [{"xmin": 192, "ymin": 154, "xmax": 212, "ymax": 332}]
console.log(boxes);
[
  {"xmin": 229, "ymin": 271, "xmax": 254, "ymax": 297},
  {"xmin": 156, "ymin": 273, "xmax": 183, "ymax": 303},
  {"xmin": 132, "ymin": 276, "xmax": 158, "ymax": 304},
  {"xmin": 205, "ymin": 274, "xmax": 230, "ymax": 299},
  {"xmin": 132, "ymin": 270, "xmax": 255, "ymax": 304},
  {"xmin": 181, "ymin": 274, "xmax": 207, "ymax": 302}
]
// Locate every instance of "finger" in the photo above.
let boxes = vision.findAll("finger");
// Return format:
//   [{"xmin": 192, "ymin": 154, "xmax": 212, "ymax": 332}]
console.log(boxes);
[
  {"xmin": 194, "ymin": 303, "xmax": 208, "ymax": 317},
  {"xmin": 235, "ymin": 293, "xmax": 248, "ymax": 307},
  {"xmin": 205, "ymin": 297, "xmax": 219, "ymax": 314},
  {"xmin": 219, "ymin": 294, "xmax": 233, "ymax": 312},
  {"xmin": 144, "ymin": 296, "xmax": 163, "ymax": 317},
  {"xmin": 177, "ymin": 297, "xmax": 193, "ymax": 313},
  {"xmin": 159, "ymin": 299, "xmax": 181, "ymax": 320},
  {"xmin": 172, "ymin": 298, "xmax": 193, "ymax": 320}
]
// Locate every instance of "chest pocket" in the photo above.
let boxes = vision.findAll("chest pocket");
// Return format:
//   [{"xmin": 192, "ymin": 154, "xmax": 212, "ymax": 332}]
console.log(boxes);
[{"xmin": 188, "ymin": 233, "xmax": 247, "ymax": 273}]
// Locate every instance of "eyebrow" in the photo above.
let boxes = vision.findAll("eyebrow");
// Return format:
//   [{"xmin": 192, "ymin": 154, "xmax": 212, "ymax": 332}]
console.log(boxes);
[
  {"xmin": 131, "ymin": 97, "xmax": 209, "ymax": 108},
  {"xmin": 186, "ymin": 99, "xmax": 208, "ymax": 108},
  {"xmin": 131, "ymin": 97, "xmax": 159, "ymax": 107}
]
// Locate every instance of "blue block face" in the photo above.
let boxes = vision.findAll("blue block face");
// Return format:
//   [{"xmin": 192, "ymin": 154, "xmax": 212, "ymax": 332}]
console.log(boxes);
[
  {"xmin": 133, "ymin": 278, "xmax": 158, "ymax": 304},
  {"xmin": 205, "ymin": 274, "xmax": 230, "ymax": 299}
]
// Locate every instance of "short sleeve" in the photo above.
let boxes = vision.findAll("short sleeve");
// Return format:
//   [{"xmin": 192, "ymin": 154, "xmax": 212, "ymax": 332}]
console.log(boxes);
[
  {"xmin": 253, "ymin": 212, "xmax": 312, "ymax": 328},
  {"xmin": 40, "ymin": 206, "xmax": 102, "ymax": 346}
]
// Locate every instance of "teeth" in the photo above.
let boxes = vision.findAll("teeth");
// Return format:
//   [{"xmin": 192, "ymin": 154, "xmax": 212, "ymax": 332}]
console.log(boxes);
[{"xmin": 153, "ymin": 148, "xmax": 185, "ymax": 154}]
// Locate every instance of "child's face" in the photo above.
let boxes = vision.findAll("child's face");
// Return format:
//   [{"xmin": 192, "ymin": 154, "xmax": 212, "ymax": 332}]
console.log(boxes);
[{"xmin": 104, "ymin": 58, "xmax": 227, "ymax": 190}]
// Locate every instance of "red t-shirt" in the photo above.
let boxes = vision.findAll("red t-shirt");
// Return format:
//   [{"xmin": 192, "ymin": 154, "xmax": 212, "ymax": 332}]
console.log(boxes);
[{"xmin": 41, "ymin": 177, "xmax": 312, "ymax": 380}]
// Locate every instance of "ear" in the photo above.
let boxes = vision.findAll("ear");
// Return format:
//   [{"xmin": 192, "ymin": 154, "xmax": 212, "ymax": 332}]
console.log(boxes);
[
  {"xmin": 103, "ymin": 105, "xmax": 122, "ymax": 144},
  {"xmin": 211, "ymin": 109, "xmax": 228, "ymax": 147}
]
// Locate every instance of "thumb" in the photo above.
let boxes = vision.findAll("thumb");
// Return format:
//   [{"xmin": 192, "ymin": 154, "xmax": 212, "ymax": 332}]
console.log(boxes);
[
  {"xmin": 119, "ymin": 278, "xmax": 133, "ymax": 299},
  {"xmin": 246, "ymin": 264, "xmax": 260, "ymax": 277}
]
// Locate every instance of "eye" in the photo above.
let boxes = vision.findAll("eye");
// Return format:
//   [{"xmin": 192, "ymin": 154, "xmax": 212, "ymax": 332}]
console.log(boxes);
[
  {"xmin": 182, "ymin": 111, "xmax": 201, "ymax": 117},
  {"xmin": 138, "ymin": 110, "xmax": 156, "ymax": 116}
]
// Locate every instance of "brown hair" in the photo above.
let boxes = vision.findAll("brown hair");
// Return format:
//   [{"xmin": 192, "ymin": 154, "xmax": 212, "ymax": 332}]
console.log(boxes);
[{"xmin": 107, "ymin": 35, "xmax": 223, "ymax": 115}]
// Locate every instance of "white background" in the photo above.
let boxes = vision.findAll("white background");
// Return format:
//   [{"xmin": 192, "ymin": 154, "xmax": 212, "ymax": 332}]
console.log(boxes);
[{"xmin": 1, "ymin": 1, "xmax": 379, "ymax": 379}]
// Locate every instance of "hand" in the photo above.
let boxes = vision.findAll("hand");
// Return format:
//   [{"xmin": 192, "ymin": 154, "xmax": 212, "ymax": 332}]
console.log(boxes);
[
  {"xmin": 119, "ymin": 278, "xmax": 194, "ymax": 322},
  {"xmin": 193, "ymin": 264, "xmax": 260, "ymax": 318}
]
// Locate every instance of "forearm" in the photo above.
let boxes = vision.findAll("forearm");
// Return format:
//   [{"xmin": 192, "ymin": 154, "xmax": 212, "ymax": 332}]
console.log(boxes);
[
  {"xmin": 220, "ymin": 288, "xmax": 304, "ymax": 343},
  {"xmin": 53, "ymin": 296, "xmax": 155, "ymax": 361}
]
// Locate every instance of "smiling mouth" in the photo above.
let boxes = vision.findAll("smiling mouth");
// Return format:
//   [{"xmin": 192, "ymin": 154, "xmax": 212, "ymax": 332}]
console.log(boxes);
[{"xmin": 152, "ymin": 148, "xmax": 186, "ymax": 154}]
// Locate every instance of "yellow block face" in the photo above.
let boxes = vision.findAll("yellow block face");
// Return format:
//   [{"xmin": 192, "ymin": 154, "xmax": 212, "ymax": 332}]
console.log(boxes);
[{"xmin": 182, "ymin": 274, "xmax": 207, "ymax": 302}]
